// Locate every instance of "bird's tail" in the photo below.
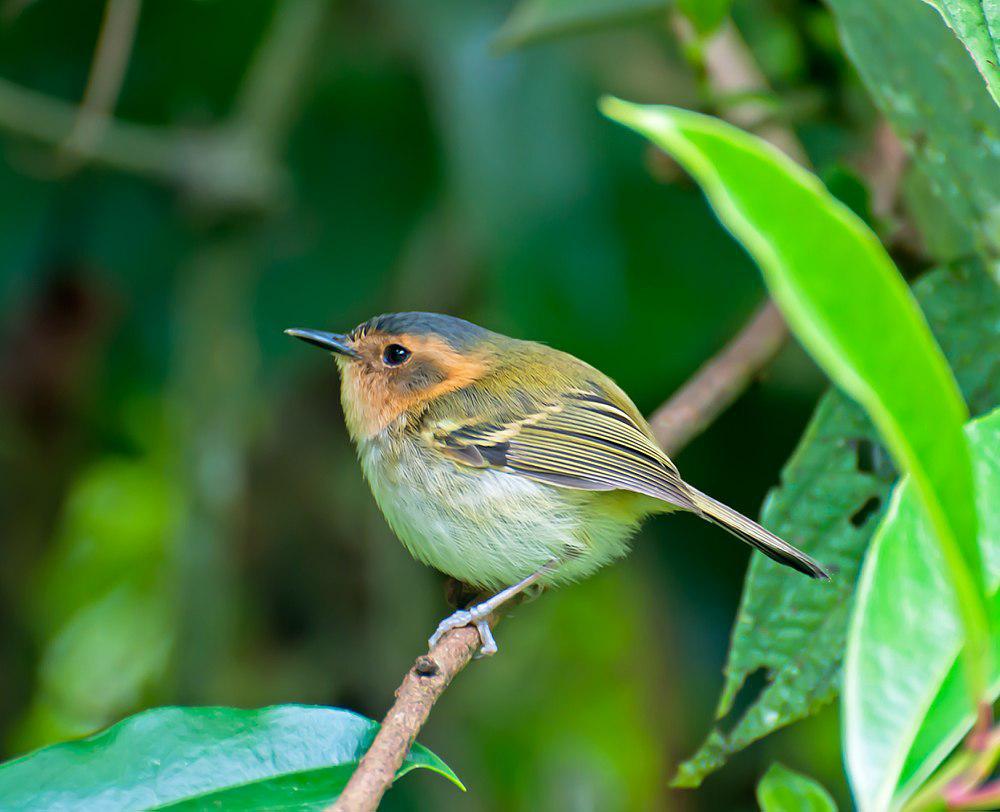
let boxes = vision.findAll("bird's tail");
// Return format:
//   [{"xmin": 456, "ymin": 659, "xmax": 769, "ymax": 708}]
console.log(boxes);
[{"xmin": 687, "ymin": 486, "xmax": 830, "ymax": 581}]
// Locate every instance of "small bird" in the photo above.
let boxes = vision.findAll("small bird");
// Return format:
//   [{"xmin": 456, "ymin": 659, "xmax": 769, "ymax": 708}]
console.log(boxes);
[{"xmin": 287, "ymin": 313, "xmax": 828, "ymax": 655}]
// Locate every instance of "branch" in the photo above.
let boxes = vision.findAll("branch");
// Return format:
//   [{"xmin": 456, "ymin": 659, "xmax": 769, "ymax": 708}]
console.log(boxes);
[
  {"xmin": 669, "ymin": 17, "xmax": 810, "ymax": 167},
  {"xmin": 58, "ymin": 0, "xmax": 143, "ymax": 170},
  {"xmin": 649, "ymin": 301, "xmax": 787, "ymax": 456},
  {"xmin": 330, "ymin": 627, "xmax": 483, "ymax": 812},
  {"xmin": 0, "ymin": 0, "xmax": 329, "ymax": 210},
  {"xmin": 0, "ymin": 75, "xmax": 179, "ymax": 178}
]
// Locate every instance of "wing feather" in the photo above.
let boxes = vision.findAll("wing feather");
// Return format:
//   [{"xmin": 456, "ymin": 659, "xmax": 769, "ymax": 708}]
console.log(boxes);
[{"xmin": 425, "ymin": 386, "xmax": 697, "ymax": 511}]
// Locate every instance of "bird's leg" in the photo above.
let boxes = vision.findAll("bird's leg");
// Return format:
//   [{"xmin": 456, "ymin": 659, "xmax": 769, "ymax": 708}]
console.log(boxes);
[{"xmin": 428, "ymin": 559, "xmax": 559, "ymax": 656}]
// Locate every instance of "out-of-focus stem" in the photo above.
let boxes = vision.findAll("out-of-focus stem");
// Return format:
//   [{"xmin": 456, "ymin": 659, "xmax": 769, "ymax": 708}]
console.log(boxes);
[
  {"xmin": 0, "ymin": 75, "xmax": 178, "ymax": 178},
  {"xmin": 58, "ymin": 0, "xmax": 143, "ymax": 168},
  {"xmin": 649, "ymin": 302, "xmax": 787, "ymax": 456},
  {"xmin": 669, "ymin": 16, "xmax": 810, "ymax": 167}
]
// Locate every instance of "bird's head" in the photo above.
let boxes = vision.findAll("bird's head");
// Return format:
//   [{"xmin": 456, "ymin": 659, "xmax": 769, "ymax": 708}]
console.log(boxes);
[{"xmin": 286, "ymin": 312, "xmax": 498, "ymax": 439}]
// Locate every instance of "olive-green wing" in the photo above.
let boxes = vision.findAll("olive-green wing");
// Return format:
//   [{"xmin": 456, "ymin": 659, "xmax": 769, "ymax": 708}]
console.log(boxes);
[{"xmin": 425, "ymin": 388, "xmax": 697, "ymax": 511}]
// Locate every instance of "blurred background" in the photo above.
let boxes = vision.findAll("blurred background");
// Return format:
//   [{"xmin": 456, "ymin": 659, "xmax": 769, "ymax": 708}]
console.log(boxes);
[{"xmin": 0, "ymin": 0, "xmax": 894, "ymax": 808}]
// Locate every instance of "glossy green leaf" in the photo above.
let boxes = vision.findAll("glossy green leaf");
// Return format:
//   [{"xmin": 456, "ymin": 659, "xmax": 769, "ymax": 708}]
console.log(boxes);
[
  {"xmin": 826, "ymin": 0, "xmax": 1000, "ymax": 262},
  {"xmin": 845, "ymin": 408, "xmax": 1000, "ymax": 811},
  {"xmin": 920, "ymin": 0, "xmax": 1000, "ymax": 105},
  {"xmin": 602, "ymin": 98, "xmax": 985, "ymax": 706},
  {"xmin": 0, "ymin": 705, "xmax": 462, "ymax": 811},
  {"xmin": 493, "ymin": 0, "xmax": 668, "ymax": 51},
  {"xmin": 671, "ymin": 263, "xmax": 1000, "ymax": 787},
  {"xmin": 757, "ymin": 763, "xmax": 838, "ymax": 812}
]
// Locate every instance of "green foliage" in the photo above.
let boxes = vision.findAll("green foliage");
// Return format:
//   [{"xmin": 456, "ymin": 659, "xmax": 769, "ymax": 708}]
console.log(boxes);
[
  {"xmin": 602, "ymin": 99, "xmax": 986, "ymax": 701},
  {"xmin": 1, "ymin": 1, "xmax": 997, "ymax": 809},
  {"xmin": 826, "ymin": 0, "xmax": 1000, "ymax": 262},
  {"xmin": 14, "ymin": 449, "xmax": 178, "ymax": 750},
  {"xmin": 756, "ymin": 763, "xmax": 838, "ymax": 812},
  {"xmin": 676, "ymin": 0, "xmax": 733, "ymax": 36},
  {"xmin": 671, "ymin": 262, "xmax": 1000, "ymax": 786},
  {"xmin": 0, "ymin": 706, "xmax": 461, "ymax": 810},
  {"xmin": 919, "ymin": 0, "xmax": 1000, "ymax": 105},
  {"xmin": 845, "ymin": 407, "xmax": 1000, "ymax": 811},
  {"xmin": 493, "ymin": 0, "xmax": 668, "ymax": 51}
]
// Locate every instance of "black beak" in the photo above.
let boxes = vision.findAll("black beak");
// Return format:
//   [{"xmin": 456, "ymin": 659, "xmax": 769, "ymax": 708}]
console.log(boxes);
[{"xmin": 284, "ymin": 328, "xmax": 360, "ymax": 358}]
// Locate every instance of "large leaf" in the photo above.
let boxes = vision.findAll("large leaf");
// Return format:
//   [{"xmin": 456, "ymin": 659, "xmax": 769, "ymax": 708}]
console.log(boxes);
[
  {"xmin": 756, "ymin": 763, "xmax": 838, "ymax": 812},
  {"xmin": 845, "ymin": 408, "xmax": 1000, "ymax": 811},
  {"xmin": 826, "ymin": 0, "xmax": 1000, "ymax": 262},
  {"xmin": 920, "ymin": 0, "xmax": 1000, "ymax": 106},
  {"xmin": 493, "ymin": 0, "xmax": 668, "ymax": 51},
  {"xmin": 670, "ymin": 263, "xmax": 999, "ymax": 786},
  {"xmin": 602, "ymin": 98, "xmax": 985, "ymax": 708},
  {"xmin": 0, "ymin": 705, "xmax": 461, "ymax": 811}
]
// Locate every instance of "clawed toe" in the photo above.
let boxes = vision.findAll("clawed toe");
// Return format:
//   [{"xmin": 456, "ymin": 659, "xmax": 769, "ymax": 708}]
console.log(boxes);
[
  {"xmin": 473, "ymin": 619, "xmax": 497, "ymax": 657},
  {"xmin": 428, "ymin": 607, "xmax": 498, "ymax": 656}
]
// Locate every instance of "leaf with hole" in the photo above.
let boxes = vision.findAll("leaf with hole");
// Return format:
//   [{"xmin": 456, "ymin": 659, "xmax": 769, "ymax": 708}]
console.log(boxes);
[
  {"xmin": 671, "ymin": 263, "xmax": 998, "ymax": 786},
  {"xmin": 0, "ymin": 705, "xmax": 462, "ymax": 811}
]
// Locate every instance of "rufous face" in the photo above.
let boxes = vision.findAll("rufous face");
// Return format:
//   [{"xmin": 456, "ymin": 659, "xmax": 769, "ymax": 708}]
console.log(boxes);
[{"xmin": 336, "ymin": 330, "xmax": 487, "ymax": 439}]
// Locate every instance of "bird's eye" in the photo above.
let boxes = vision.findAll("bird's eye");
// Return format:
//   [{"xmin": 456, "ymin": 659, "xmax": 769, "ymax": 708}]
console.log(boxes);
[{"xmin": 382, "ymin": 344, "xmax": 411, "ymax": 367}]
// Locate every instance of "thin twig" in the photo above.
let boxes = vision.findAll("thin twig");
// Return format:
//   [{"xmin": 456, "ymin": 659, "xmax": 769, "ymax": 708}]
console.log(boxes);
[
  {"xmin": 57, "ymin": 0, "xmax": 143, "ymax": 170},
  {"xmin": 330, "ymin": 627, "xmax": 483, "ymax": 812},
  {"xmin": 669, "ymin": 16, "xmax": 810, "ymax": 167},
  {"xmin": 231, "ymin": 0, "xmax": 329, "ymax": 154},
  {"xmin": 649, "ymin": 301, "xmax": 787, "ymax": 456}
]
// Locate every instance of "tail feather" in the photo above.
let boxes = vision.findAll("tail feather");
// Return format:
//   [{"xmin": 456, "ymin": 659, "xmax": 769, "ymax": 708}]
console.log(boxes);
[{"xmin": 687, "ymin": 486, "xmax": 830, "ymax": 581}]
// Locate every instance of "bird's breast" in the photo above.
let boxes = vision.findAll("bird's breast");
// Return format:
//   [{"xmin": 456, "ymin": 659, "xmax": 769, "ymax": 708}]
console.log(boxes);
[{"xmin": 355, "ymin": 432, "xmax": 640, "ymax": 590}]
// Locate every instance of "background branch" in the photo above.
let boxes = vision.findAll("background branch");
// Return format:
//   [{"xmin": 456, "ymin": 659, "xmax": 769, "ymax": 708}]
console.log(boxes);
[
  {"xmin": 57, "ymin": 0, "xmax": 142, "ymax": 170},
  {"xmin": 649, "ymin": 301, "xmax": 787, "ymax": 456}
]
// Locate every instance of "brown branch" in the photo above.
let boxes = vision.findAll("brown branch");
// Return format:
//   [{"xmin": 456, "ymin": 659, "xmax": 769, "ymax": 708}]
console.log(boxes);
[
  {"xmin": 330, "ymin": 626, "xmax": 482, "ymax": 812},
  {"xmin": 649, "ymin": 301, "xmax": 787, "ymax": 456},
  {"xmin": 671, "ymin": 17, "xmax": 810, "ymax": 166}
]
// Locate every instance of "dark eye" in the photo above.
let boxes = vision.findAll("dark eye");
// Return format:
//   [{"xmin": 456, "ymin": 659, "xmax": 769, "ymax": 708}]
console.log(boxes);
[{"xmin": 382, "ymin": 344, "xmax": 411, "ymax": 367}]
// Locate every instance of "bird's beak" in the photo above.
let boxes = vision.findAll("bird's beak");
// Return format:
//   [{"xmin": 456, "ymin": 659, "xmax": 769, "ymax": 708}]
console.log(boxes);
[{"xmin": 284, "ymin": 328, "xmax": 360, "ymax": 359}]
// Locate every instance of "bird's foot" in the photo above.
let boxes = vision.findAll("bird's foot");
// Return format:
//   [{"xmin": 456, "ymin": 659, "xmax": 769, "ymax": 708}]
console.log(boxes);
[{"xmin": 428, "ymin": 604, "xmax": 498, "ymax": 657}]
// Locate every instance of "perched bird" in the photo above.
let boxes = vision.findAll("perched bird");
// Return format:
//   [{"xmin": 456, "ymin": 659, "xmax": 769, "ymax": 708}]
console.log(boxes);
[{"xmin": 287, "ymin": 313, "xmax": 829, "ymax": 655}]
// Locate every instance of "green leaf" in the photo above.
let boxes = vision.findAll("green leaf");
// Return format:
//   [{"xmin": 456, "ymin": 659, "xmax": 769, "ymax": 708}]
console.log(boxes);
[
  {"xmin": 920, "ymin": 0, "xmax": 1000, "ymax": 106},
  {"xmin": 826, "ymin": 0, "xmax": 1000, "ymax": 262},
  {"xmin": 756, "ymin": 763, "xmax": 838, "ymax": 812},
  {"xmin": 14, "ymin": 455, "xmax": 179, "ymax": 751},
  {"xmin": 676, "ymin": 0, "xmax": 733, "ymax": 35},
  {"xmin": 0, "ymin": 705, "xmax": 462, "ymax": 811},
  {"xmin": 602, "ymin": 98, "xmax": 985, "ymax": 708},
  {"xmin": 845, "ymin": 407, "xmax": 1000, "ymax": 811},
  {"xmin": 493, "ymin": 0, "xmax": 668, "ymax": 51},
  {"xmin": 669, "ymin": 262, "xmax": 999, "ymax": 787}
]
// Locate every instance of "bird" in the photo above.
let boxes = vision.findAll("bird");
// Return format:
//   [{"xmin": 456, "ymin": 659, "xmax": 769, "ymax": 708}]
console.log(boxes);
[{"xmin": 286, "ymin": 312, "xmax": 829, "ymax": 655}]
